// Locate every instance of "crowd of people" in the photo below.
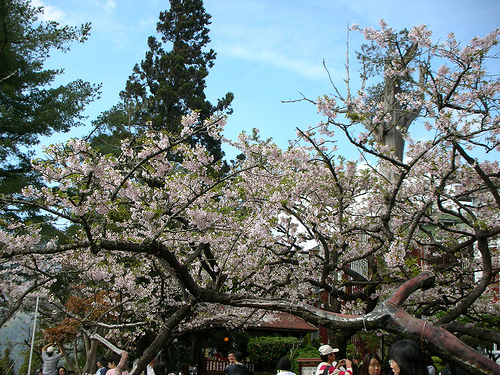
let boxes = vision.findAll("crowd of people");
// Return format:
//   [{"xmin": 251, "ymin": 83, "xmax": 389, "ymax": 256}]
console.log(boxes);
[
  {"xmin": 311, "ymin": 340, "xmax": 440, "ymax": 375},
  {"xmin": 40, "ymin": 339, "xmax": 459, "ymax": 375},
  {"xmin": 218, "ymin": 339, "xmax": 439, "ymax": 375},
  {"xmin": 39, "ymin": 344, "xmax": 134, "ymax": 375},
  {"xmin": 311, "ymin": 340, "xmax": 444, "ymax": 375}
]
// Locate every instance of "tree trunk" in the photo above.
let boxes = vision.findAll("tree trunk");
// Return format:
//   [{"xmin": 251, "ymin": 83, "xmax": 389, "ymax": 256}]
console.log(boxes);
[{"xmin": 130, "ymin": 299, "xmax": 195, "ymax": 375}]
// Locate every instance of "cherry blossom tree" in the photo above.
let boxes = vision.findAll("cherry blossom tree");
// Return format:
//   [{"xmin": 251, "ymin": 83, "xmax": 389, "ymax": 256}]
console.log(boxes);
[{"xmin": 1, "ymin": 22, "xmax": 500, "ymax": 375}]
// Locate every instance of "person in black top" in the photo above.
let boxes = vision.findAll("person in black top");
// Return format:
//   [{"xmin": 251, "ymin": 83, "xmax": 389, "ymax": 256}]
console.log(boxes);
[
  {"xmin": 224, "ymin": 352, "xmax": 249, "ymax": 375},
  {"xmin": 96, "ymin": 356, "xmax": 108, "ymax": 375}
]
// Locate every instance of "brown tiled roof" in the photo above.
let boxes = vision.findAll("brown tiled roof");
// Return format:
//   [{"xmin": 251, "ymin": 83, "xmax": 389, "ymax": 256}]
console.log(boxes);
[{"xmin": 253, "ymin": 312, "xmax": 317, "ymax": 332}]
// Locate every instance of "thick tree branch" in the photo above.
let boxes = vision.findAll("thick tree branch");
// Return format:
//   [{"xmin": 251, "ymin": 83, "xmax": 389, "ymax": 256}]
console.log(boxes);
[{"xmin": 193, "ymin": 271, "xmax": 500, "ymax": 375}]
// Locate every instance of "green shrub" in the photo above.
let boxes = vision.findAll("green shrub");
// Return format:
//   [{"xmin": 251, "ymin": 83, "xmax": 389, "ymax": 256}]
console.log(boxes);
[
  {"xmin": 290, "ymin": 343, "xmax": 320, "ymax": 374},
  {"xmin": 248, "ymin": 336, "xmax": 299, "ymax": 372}
]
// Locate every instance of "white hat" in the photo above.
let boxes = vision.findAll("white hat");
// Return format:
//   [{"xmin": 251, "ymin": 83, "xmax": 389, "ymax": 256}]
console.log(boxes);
[
  {"xmin": 318, "ymin": 345, "xmax": 339, "ymax": 356},
  {"xmin": 46, "ymin": 346, "xmax": 55, "ymax": 354}
]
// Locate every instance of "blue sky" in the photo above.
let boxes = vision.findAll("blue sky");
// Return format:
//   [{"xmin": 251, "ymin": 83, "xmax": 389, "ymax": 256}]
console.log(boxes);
[{"xmin": 34, "ymin": 0, "xmax": 500, "ymax": 160}]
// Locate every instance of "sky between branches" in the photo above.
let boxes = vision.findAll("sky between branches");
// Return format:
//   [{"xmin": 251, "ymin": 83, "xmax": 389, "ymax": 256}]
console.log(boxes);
[{"xmin": 35, "ymin": 0, "xmax": 500, "ymax": 161}]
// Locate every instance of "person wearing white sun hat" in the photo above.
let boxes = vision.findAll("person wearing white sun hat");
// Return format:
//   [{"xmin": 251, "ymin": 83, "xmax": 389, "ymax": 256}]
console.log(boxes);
[
  {"xmin": 315, "ymin": 345, "xmax": 353, "ymax": 375},
  {"xmin": 41, "ymin": 343, "xmax": 62, "ymax": 375}
]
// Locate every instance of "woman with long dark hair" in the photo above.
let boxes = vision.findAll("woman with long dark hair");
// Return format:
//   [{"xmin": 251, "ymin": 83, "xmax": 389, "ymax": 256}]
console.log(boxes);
[
  {"xmin": 388, "ymin": 340, "xmax": 427, "ymax": 375},
  {"xmin": 359, "ymin": 353, "xmax": 382, "ymax": 375}
]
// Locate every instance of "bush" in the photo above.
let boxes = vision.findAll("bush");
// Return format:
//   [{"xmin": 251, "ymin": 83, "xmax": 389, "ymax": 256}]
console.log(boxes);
[
  {"xmin": 248, "ymin": 336, "xmax": 299, "ymax": 372},
  {"xmin": 290, "ymin": 343, "xmax": 320, "ymax": 374}
]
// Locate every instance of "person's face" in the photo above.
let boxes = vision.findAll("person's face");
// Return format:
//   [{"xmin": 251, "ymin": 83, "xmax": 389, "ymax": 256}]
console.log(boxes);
[
  {"xmin": 328, "ymin": 353, "xmax": 336, "ymax": 363},
  {"xmin": 228, "ymin": 354, "xmax": 235, "ymax": 363},
  {"xmin": 58, "ymin": 369, "xmax": 66, "ymax": 375},
  {"xmin": 389, "ymin": 359, "xmax": 400, "ymax": 375},
  {"xmin": 97, "ymin": 361, "xmax": 102, "ymax": 368},
  {"xmin": 108, "ymin": 362, "xmax": 116, "ymax": 369},
  {"xmin": 367, "ymin": 358, "xmax": 381, "ymax": 375}
]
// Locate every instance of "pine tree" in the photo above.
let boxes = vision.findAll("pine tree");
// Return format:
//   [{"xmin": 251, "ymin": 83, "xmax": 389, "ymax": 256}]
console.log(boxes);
[
  {"xmin": 120, "ymin": 0, "xmax": 233, "ymax": 161},
  {"xmin": 0, "ymin": 0, "xmax": 100, "ymax": 196}
]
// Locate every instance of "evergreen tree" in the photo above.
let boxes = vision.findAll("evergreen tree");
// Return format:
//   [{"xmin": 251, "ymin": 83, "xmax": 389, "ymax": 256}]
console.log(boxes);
[
  {"xmin": 0, "ymin": 0, "xmax": 100, "ymax": 197},
  {"xmin": 118, "ymin": 0, "xmax": 233, "ymax": 161}
]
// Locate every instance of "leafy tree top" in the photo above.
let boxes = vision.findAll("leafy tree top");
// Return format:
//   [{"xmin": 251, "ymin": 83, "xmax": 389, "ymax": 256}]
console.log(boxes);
[
  {"xmin": 0, "ymin": 0, "xmax": 99, "ymax": 190},
  {"xmin": 119, "ymin": 0, "xmax": 233, "ymax": 161}
]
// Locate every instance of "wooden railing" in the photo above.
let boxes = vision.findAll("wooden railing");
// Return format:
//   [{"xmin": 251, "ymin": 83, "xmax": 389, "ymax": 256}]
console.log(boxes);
[{"xmin": 203, "ymin": 359, "xmax": 254, "ymax": 374}]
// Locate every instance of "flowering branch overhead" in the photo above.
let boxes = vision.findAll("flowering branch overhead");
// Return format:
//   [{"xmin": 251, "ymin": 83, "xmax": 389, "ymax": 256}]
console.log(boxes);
[{"xmin": 1, "ymin": 22, "xmax": 500, "ymax": 374}]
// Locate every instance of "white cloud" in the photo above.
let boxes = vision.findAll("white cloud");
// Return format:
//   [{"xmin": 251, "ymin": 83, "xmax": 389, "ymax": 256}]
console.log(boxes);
[
  {"xmin": 31, "ymin": 0, "xmax": 66, "ymax": 22},
  {"xmin": 86, "ymin": 0, "xmax": 116, "ymax": 12},
  {"xmin": 218, "ymin": 43, "xmax": 329, "ymax": 81},
  {"xmin": 102, "ymin": 0, "xmax": 116, "ymax": 11},
  {"xmin": 209, "ymin": 1, "xmax": 347, "ymax": 81}
]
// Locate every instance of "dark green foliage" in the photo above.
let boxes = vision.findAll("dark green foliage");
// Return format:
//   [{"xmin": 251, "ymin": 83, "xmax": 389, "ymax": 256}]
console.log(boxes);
[
  {"xmin": 89, "ymin": 100, "xmax": 139, "ymax": 155},
  {"xmin": 291, "ymin": 342, "xmax": 319, "ymax": 360},
  {"xmin": 247, "ymin": 336, "xmax": 299, "ymax": 372},
  {"xmin": 290, "ymin": 342, "xmax": 320, "ymax": 375},
  {"xmin": 115, "ymin": 0, "xmax": 233, "ymax": 161},
  {"xmin": 0, "ymin": 0, "xmax": 100, "ymax": 195},
  {"xmin": 206, "ymin": 330, "xmax": 250, "ymax": 357},
  {"xmin": 19, "ymin": 346, "xmax": 43, "ymax": 375},
  {"xmin": 0, "ymin": 347, "xmax": 15, "ymax": 375}
]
